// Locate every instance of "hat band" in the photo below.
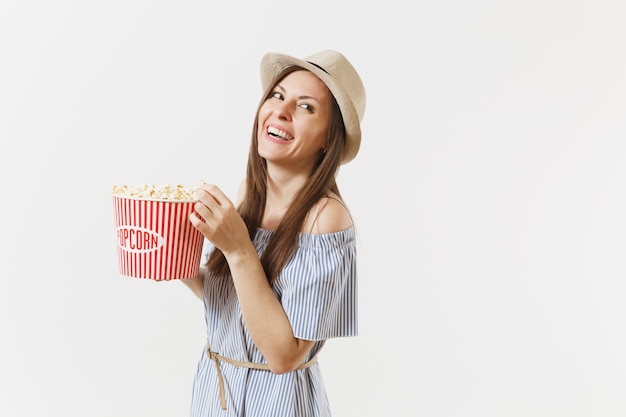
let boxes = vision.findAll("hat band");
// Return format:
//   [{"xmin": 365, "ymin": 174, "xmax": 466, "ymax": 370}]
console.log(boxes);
[{"xmin": 306, "ymin": 61, "xmax": 329, "ymax": 74}]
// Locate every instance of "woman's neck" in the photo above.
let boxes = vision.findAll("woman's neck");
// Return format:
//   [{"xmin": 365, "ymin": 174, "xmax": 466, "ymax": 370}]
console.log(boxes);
[{"xmin": 261, "ymin": 165, "xmax": 310, "ymax": 229}]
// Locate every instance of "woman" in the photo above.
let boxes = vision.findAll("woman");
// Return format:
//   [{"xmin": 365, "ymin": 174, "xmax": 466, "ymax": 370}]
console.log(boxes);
[{"xmin": 184, "ymin": 50, "xmax": 365, "ymax": 417}]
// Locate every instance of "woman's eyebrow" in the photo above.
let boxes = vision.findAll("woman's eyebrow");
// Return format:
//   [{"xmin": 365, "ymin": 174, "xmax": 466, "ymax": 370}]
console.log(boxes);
[
  {"xmin": 275, "ymin": 83, "xmax": 321, "ymax": 103},
  {"xmin": 298, "ymin": 95, "xmax": 320, "ymax": 103}
]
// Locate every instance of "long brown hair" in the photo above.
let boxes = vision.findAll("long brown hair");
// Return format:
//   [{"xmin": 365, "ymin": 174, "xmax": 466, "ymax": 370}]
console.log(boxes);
[{"xmin": 206, "ymin": 66, "xmax": 347, "ymax": 284}]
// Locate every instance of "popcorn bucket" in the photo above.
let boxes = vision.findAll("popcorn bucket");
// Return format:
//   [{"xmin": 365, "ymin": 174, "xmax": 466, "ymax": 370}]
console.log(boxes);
[{"xmin": 112, "ymin": 195, "xmax": 204, "ymax": 280}]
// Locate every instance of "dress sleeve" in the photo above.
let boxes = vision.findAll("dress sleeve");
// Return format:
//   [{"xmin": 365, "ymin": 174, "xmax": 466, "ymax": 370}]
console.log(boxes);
[{"xmin": 277, "ymin": 229, "xmax": 358, "ymax": 341}]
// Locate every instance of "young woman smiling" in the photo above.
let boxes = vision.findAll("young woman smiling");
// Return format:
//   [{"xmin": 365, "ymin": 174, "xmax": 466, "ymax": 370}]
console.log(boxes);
[{"xmin": 183, "ymin": 50, "xmax": 366, "ymax": 417}]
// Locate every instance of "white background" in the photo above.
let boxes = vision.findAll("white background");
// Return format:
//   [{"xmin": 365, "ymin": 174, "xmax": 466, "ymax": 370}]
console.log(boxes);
[{"xmin": 1, "ymin": 1, "xmax": 625, "ymax": 416}]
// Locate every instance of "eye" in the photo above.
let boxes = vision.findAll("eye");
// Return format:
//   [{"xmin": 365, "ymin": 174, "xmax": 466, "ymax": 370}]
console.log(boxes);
[
  {"xmin": 298, "ymin": 103, "xmax": 314, "ymax": 112},
  {"xmin": 270, "ymin": 91, "xmax": 283, "ymax": 100}
]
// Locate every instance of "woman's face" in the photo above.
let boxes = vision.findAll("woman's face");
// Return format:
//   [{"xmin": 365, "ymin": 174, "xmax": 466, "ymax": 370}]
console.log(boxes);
[{"xmin": 257, "ymin": 70, "xmax": 332, "ymax": 170}]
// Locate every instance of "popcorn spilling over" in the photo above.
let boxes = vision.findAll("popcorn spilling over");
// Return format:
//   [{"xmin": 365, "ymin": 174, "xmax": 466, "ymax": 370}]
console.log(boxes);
[{"xmin": 112, "ymin": 181, "xmax": 206, "ymax": 201}]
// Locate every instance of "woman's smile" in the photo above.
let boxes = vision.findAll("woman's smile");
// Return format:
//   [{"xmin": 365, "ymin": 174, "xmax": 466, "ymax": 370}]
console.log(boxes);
[{"xmin": 266, "ymin": 125, "xmax": 294, "ymax": 142}]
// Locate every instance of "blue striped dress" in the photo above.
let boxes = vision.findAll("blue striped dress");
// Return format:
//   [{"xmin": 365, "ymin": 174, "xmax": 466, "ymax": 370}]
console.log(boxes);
[{"xmin": 190, "ymin": 227, "xmax": 358, "ymax": 417}]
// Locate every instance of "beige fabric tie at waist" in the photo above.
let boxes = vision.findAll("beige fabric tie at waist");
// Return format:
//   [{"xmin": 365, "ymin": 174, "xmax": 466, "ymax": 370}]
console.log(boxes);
[{"xmin": 206, "ymin": 340, "xmax": 318, "ymax": 411}]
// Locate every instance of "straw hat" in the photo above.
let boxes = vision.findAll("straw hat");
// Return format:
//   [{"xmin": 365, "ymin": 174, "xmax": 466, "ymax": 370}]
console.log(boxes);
[{"xmin": 260, "ymin": 50, "xmax": 366, "ymax": 164}]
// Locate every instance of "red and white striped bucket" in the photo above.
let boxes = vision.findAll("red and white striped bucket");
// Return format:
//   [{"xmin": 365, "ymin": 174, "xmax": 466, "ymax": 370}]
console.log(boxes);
[{"xmin": 112, "ymin": 195, "xmax": 204, "ymax": 280}]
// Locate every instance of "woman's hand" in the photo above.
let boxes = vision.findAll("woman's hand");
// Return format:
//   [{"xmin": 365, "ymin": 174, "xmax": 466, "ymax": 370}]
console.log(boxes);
[{"xmin": 189, "ymin": 184, "xmax": 250, "ymax": 256}]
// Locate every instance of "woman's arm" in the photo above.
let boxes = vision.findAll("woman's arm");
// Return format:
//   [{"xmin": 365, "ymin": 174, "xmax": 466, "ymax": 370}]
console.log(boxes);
[
  {"xmin": 190, "ymin": 184, "xmax": 315, "ymax": 374},
  {"xmin": 180, "ymin": 267, "xmax": 205, "ymax": 300},
  {"xmin": 226, "ymin": 244, "xmax": 315, "ymax": 374}
]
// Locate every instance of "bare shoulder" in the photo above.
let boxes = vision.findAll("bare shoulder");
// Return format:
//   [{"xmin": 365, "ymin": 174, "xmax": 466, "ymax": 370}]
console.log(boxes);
[{"xmin": 304, "ymin": 191, "xmax": 353, "ymax": 234}]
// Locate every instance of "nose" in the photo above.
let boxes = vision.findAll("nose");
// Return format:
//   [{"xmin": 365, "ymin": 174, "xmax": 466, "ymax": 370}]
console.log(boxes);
[{"xmin": 274, "ymin": 100, "xmax": 293, "ymax": 121}]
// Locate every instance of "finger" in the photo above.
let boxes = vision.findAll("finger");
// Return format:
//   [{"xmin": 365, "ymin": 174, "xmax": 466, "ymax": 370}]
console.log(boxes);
[
  {"xmin": 194, "ymin": 201, "xmax": 212, "ymax": 221},
  {"xmin": 190, "ymin": 211, "xmax": 210, "ymax": 232},
  {"xmin": 196, "ymin": 187, "xmax": 221, "ymax": 212},
  {"xmin": 201, "ymin": 184, "xmax": 231, "ymax": 208},
  {"xmin": 189, "ymin": 211, "xmax": 203, "ymax": 228},
  {"xmin": 190, "ymin": 213, "xmax": 212, "ymax": 239}
]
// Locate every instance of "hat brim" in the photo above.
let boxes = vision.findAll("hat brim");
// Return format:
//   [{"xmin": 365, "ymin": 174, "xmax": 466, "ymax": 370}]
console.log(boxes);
[{"xmin": 260, "ymin": 53, "xmax": 361, "ymax": 164}]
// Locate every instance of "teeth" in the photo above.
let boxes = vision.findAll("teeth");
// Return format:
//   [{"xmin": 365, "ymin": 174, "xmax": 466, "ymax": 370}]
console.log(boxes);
[{"xmin": 268, "ymin": 126, "xmax": 293, "ymax": 141}]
